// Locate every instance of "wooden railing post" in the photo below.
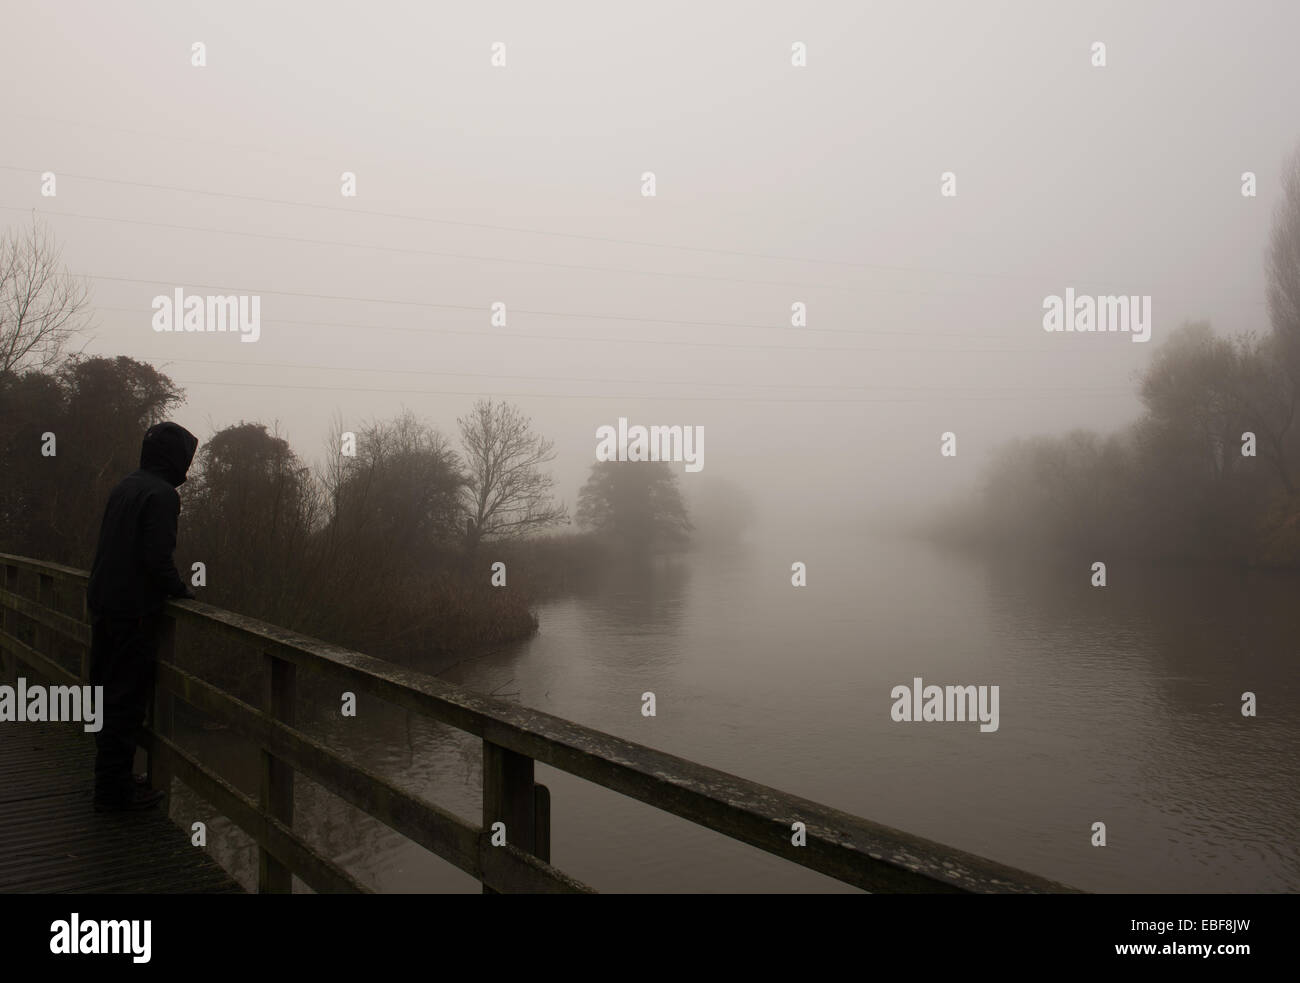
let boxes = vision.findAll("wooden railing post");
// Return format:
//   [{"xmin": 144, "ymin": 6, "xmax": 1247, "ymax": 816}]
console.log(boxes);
[
  {"xmin": 533, "ymin": 783, "xmax": 551, "ymax": 864},
  {"xmin": 79, "ymin": 582, "xmax": 90, "ymax": 683},
  {"xmin": 0, "ymin": 564, "xmax": 15, "ymax": 681},
  {"xmin": 481, "ymin": 740, "xmax": 550, "ymax": 892},
  {"xmin": 33, "ymin": 573, "xmax": 54, "ymax": 666},
  {"xmin": 149, "ymin": 615, "xmax": 177, "ymax": 802},
  {"xmin": 259, "ymin": 652, "xmax": 297, "ymax": 893}
]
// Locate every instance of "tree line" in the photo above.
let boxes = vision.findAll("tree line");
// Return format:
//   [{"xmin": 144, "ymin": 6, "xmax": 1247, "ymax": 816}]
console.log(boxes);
[
  {"xmin": 2, "ymin": 371, "xmax": 699, "ymax": 664},
  {"xmin": 931, "ymin": 148, "xmax": 1300, "ymax": 566},
  {"xmin": 0, "ymin": 215, "xmax": 697, "ymax": 664}
]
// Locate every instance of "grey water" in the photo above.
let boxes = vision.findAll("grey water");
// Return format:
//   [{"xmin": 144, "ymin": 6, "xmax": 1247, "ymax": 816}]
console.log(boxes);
[{"xmin": 178, "ymin": 531, "xmax": 1300, "ymax": 893}]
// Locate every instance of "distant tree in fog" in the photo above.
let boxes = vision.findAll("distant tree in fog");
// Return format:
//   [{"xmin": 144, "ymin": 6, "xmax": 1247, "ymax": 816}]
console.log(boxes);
[
  {"xmin": 967, "ymin": 320, "xmax": 1296, "ymax": 561},
  {"xmin": 1134, "ymin": 322, "xmax": 1296, "ymax": 545},
  {"xmin": 1268, "ymin": 145, "xmax": 1300, "ymax": 389},
  {"xmin": 938, "ymin": 140, "xmax": 1300, "ymax": 564},
  {"xmin": 0, "ymin": 217, "xmax": 91, "ymax": 373},
  {"xmin": 576, "ymin": 461, "xmax": 691, "ymax": 551},
  {"xmin": 1137, "ymin": 321, "xmax": 1243, "ymax": 485},
  {"xmin": 1232, "ymin": 333, "xmax": 1298, "ymax": 495},
  {"xmin": 457, "ymin": 399, "xmax": 568, "ymax": 555}
]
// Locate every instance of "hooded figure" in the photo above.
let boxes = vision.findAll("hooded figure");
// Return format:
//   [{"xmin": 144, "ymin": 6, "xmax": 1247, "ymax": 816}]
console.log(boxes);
[
  {"xmin": 88, "ymin": 422, "xmax": 199, "ymax": 617},
  {"xmin": 86, "ymin": 422, "xmax": 199, "ymax": 811}
]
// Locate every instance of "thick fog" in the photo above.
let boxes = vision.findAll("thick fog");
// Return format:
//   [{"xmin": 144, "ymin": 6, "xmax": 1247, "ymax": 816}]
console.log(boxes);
[{"xmin": 2, "ymin": 0, "xmax": 1295, "ymax": 529}]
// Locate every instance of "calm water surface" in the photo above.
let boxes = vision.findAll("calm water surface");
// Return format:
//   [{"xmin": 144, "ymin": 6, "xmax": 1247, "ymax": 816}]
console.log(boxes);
[{"xmin": 179, "ymin": 532, "xmax": 1300, "ymax": 892}]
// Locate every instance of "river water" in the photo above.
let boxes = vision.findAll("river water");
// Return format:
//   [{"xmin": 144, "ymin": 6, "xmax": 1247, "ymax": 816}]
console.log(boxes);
[{"xmin": 178, "ymin": 531, "xmax": 1300, "ymax": 893}]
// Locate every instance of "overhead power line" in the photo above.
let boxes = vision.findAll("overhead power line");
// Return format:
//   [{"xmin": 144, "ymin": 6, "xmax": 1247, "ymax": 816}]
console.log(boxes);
[
  {"xmin": 86, "ymin": 293, "xmax": 1123, "ymax": 355},
  {"xmin": 169, "ymin": 377, "xmax": 1138, "ymax": 405},
  {"xmin": 2, "ymin": 204, "xmax": 978, "ymax": 299},
  {"xmin": 0, "ymin": 162, "xmax": 1258, "ymax": 293},
  {"xmin": 106, "ymin": 350, "xmax": 1133, "ymax": 395}
]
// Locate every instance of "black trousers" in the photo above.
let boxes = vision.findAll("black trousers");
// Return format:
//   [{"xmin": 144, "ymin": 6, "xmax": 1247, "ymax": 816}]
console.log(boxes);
[{"xmin": 89, "ymin": 613, "xmax": 161, "ymax": 801}]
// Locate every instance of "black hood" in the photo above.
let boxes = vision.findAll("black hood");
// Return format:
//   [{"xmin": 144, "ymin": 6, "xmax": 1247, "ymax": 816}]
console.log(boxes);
[{"xmin": 140, "ymin": 422, "xmax": 199, "ymax": 487}]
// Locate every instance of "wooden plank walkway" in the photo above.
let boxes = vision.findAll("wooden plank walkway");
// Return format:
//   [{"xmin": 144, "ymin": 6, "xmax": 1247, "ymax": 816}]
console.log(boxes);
[{"xmin": 0, "ymin": 722, "xmax": 243, "ymax": 893}]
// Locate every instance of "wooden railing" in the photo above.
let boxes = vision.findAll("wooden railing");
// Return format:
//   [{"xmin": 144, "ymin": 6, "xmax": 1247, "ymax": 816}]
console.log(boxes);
[{"xmin": 0, "ymin": 552, "xmax": 1080, "ymax": 894}]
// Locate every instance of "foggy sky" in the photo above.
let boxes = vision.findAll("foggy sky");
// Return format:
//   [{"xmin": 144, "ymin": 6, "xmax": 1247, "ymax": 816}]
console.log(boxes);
[{"xmin": 2, "ymin": 0, "xmax": 1296, "ymax": 528}]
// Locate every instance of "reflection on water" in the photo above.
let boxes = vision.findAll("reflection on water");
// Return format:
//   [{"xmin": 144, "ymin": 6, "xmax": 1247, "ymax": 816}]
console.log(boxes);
[{"xmin": 172, "ymin": 536, "xmax": 1300, "ymax": 892}]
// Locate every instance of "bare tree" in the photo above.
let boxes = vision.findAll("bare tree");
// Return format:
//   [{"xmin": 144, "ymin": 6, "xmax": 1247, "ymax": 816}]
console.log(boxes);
[
  {"xmin": 457, "ymin": 398, "xmax": 567, "ymax": 554},
  {"xmin": 0, "ymin": 216, "xmax": 91, "ymax": 373},
  {"xmin": 1269, "ymin": 147, "xmax": 1300, "ymax": 385}
]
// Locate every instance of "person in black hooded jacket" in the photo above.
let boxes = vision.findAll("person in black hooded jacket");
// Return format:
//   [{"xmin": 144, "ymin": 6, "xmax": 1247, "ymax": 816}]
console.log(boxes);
[{"xmin": 86, "ymin": 421, "xmax": 200, "ymax": 811}]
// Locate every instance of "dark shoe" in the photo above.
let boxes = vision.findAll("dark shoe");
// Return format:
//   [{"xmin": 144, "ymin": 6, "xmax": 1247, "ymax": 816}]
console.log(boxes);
[{"xmin": 94, "ymin": 787, "xmax": 165, "ymax": 812}]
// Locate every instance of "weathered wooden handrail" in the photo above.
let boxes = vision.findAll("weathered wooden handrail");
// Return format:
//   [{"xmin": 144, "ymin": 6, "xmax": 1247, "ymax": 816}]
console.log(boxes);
[{"xmin": 0, "ymin": 552, "xmax": 1081, "ymax": 894}]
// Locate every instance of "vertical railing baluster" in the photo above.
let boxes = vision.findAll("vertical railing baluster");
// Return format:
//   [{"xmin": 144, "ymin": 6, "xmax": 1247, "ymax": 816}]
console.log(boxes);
[
  {"xmin": 79, "ymin": 581, "xmax": 90, "ymax": 683},
  {"xmin": 34, "ymin": 573, "xmax": 53, "ymax": 666},
  {"xmin": 150, "ymin": 614, "xmax": 177, "ymax": 804},
  {"xmin": 0, "ymin": 564, "xmax": 15, "ymax": 680},
  {"xmin": 258, "ymin": 651, "xmax": 297, "ymax": 893},
  {"xmin": 481, "ymin": 740, "xmax": 550, "ymax": 891},
  {"xmin": 533, "ymin": 783, "xmax": 551, "ymax": 865}
]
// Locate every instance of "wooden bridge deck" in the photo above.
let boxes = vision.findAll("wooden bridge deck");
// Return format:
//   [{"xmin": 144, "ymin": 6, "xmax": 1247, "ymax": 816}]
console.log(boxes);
[{"xmin": 0, "ymin": 722, "xmax": 243, "ymax": 894}]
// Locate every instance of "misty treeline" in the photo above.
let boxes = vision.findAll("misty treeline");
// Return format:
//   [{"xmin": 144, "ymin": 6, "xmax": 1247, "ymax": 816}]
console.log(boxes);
[
  {"xmin": 932, "ymin": 148, "xmax": 1300, "ymax": 566},
  {"xmin": 0, "ymin": 364, "xmax": 702, "ymax": 662},
  {"xmin": 2, "ymin": 242, "xmax": 715, "ymax": 670},
  {"xmin": 0, "ymin": 214, "xmax": 759, "ymax": 670}
]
